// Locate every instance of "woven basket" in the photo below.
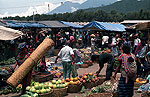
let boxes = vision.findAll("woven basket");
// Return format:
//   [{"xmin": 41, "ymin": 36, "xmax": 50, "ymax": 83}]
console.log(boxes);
[
  {"xmin": 97, "ymin": 77, "xmax": 105, "ymax": 85},
  {"xmin": 80, "ymin": 64, "xmax": 88, "ymax": 68},
  {"xmin": 134, "ymin": 82, "xmax": 143, "ymax": 90},
  {"xmin": 86, "ymin": 93, "xmax": 113, "ymax": 97},
  {"xmin": 52, "ymin": 87, "xmax": 68, "ymax": 97},
  {"xmin": 141, "ymin": 91, "xmax": 150, "ymax": 97},
  {"xmin": 84, "ymin": 81, "xmax": 98, "ymax": 89},
  {"xmin": 32, "ymin": 73, "xmax": 53, "ymax": 83},
  {"xmin": 84, "ymin": 61, "xmax": 93, "ymax": 66},
  {"xmin": 7, "ymin": 38, "xmax": 54, "ymax": 88},
  {"xmin": 67, "ymin": 84, "xmax": 82, "ymax": 93},
  {"xmin": 39, "ymin": 90, "xmax": 53, "ymax": 97}
]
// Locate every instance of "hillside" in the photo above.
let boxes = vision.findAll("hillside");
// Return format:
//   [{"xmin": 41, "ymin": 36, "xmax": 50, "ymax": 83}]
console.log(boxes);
[
  {"xmin": 79, "ymin": 0, "xmax": 117, "ymax": 9},
  {"xmin": 84, "ymin": 0, "xmax": 150, "ymax": 13},
  {"xmin": 48, "ymin": 1, "xmax": 80, "ymax": 14},
  {"xmin": 48, "ymin": 0, "xmax": 117, "ymax": 14}
]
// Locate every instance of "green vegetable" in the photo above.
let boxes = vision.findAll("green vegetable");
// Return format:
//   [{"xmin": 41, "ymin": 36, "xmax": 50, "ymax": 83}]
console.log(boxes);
[{"xmin": 20, "ymin": 94, "xmax": 31, "ymax": 97}]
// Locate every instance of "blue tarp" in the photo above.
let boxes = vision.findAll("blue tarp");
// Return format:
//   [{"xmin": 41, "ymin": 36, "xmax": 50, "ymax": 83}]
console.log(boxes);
[
  {"xmin": 4, "ymin": 21, "xmax": 49, "ymax": 28},
  {"xmin": 60, "ymin": 21, "xmax": 83, "ymax": 29},
  {"xmin": 83, "ymin": 21, "xmax": 126, "ymax": 32}
]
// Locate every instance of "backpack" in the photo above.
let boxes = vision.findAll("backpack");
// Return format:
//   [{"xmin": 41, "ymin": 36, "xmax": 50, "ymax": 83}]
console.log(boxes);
[{"xmin": 123, "ymin": 54, "xmax": 137, "ymax": 82}]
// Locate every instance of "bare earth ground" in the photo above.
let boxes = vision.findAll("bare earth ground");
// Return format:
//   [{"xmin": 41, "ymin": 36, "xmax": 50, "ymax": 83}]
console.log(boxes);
[{"xmin": 1, "ymin": 63, "xmax": 141, "ymax": 97}]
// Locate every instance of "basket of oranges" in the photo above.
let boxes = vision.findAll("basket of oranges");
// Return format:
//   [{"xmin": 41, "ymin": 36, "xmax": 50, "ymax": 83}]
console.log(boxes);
[{"xmin": 65, "ymin": 77, "xmax": 82, "ymax": 93}]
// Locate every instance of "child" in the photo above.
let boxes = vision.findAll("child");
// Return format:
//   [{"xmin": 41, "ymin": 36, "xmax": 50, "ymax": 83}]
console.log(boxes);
[{"xmin": 128, "ymin": 57, "xmax": 134, "ymax": 66}]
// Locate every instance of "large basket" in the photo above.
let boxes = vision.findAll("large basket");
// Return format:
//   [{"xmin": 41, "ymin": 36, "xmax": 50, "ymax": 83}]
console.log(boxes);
[
  {"xmin": 84, "ymin": 61, "xmax": 93, "ymax": 66},
  {"xmin": 7, "ymin": 38, "xmax": 54, "ymax": 88},
  {"xmin": 97, "ymin": 77, "xmax": 105, "ymax": 85},
  {"xmin": 32, "ymin": 73, "xmax": 53, "ymax": 83},
  {"xmin": 141, "ymin": 91, "xmax": 150, "ymax": 97},
  {"xmin": 134, "ymin": 82, "xmax": 143, "ymax": 90},
  {"xmin": 86, "ymin": 93, "xmax": 113, "ymax": 97},
  {"xmin": 39, "ymin": 90, "xmax": 53, "ymax": 97},
  {"xmin": 80, "ymin": 64, "xmax": 88, "ymax": 68},
  {"xmin": 67, "ymin": 84, "xmax": 82, "ymax": 93},
  {"xmin": 52, "ymin": 87, "xmax": 68, "ymax": 97},
  {"xmin": 83, "ymin": 81, "xmax": 98, "ymax": 89}
]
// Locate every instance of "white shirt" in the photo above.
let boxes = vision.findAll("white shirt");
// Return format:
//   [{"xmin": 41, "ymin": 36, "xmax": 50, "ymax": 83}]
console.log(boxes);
[
  {"xmin": 91, "ymin": 38, "xmax": 95, "ymax": 46},
  {"xmin": 112, "ymin": 37, "xmax": 117, "ymax": 46},
  {"xmin": 102, "ymin": 36, "xmax": 109, "ymax": 45},
  {"xmin": 134, "ymin": 38, "xmax": 141, "ymax": 47},
  {"xmin": 58, "ymin": 45, "xmax": 74, "ymax": 62},
  {"xmin": 136, "ymin": 45, "xmax": 147, "ymax": 58}
]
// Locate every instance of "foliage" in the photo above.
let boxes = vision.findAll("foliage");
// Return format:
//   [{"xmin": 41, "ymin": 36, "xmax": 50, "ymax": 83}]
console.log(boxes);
[{"xmin": 2, "ymin": 9, "xmax": 150, "ymax": 22}]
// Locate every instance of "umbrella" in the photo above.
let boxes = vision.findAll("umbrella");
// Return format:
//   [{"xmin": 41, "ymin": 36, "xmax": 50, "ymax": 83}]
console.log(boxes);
[{"xmin": 0, "ymin": 26, "xmax": 23, "ymax": 40}]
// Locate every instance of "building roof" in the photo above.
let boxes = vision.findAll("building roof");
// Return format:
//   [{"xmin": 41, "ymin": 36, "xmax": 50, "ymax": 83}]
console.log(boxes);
[
  {"xmin": 38, "ymin": 21, "xmax": 69, "ymax": 28},
  {"xmin": 60, "ymin": 21, "xmax": 83, "ymax": 29},
  {"xmin": 121, "ymin": 20, "xmax": 150, "ymax": 24},
  {"xmin": 4, "ymin": 20, "xmax": 49, "ymax": 28}
]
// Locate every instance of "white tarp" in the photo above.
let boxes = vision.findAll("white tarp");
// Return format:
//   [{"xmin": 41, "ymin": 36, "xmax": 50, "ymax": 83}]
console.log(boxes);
[{"xmin": 0, "ymin": 26, "xmax": 23, "ymax": 40}]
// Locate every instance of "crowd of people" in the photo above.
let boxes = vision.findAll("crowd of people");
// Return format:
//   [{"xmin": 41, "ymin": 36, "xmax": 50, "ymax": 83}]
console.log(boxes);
[
  {"xmin": 55, "ymin": 31, "xmax": 150, "ymax": 97},
  {"xmin": 2, "ymin": 28, "xmax": 150, "ymax": 96}
]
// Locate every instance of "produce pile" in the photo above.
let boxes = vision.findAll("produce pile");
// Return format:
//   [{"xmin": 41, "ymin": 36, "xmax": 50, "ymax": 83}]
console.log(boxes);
[
  {"xmin": 0, "ymin": 84, "xmax": 22, "ymax": 95},
  {"xmin": 47, "ymin": 63, "xmax": 63, "ymax": 78},
  {"xmin": 20, "ymin": 79, "xmax": 68, "ymax": 97},
  {"xmin": 136, "ymin": 78, "xmax": 147, "ymax": 84},
  {"xmin": 91, "ymin": 79, "xmax": 118, "ymax": 94},
  {"xmin": 21, "ymin": 81, "xmax": 52, "ymax": 97},
  {"xmin": 51, "ymin": 79, "xmax": 68, "ymax": 89},
  {"xmin": 65, "ymin": 77, "xmax": 81, "ymax": 85},
  {"xmin": 79, "ymin": 72, "xmax": 98, "ymax": 84}
]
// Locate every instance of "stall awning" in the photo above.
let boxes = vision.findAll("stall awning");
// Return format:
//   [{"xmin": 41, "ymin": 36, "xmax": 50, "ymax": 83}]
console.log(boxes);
[
  {"xmin": 83, "ymin": 21, "xmax": 126, "ymax": 32},
  {"xmin": 0, "ymin": 26, "xmax": 23, "ymax": 40},
  {"xmin": 38, "ymin": 21, "xmax": 69, "ymax": 28},
  {"xmin": 60, "ymin": 21, "xmax": 83, "ymax": 29},
  {"xmin": 4, "ymin": 21, "xmax": 49, "ymax": 28}
]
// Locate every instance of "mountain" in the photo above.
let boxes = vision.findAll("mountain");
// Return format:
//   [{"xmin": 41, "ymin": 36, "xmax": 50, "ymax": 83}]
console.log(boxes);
[
  {"xmin": 48, "ymin": 1, "xmax": 80, "ymax": 14},
  {"xmin": 80, "ymin": 0, "xmax": 117, "ymax": 9},
  {"xmin": 48, "ymin": 0, "xmax": 117, "ymax": 14},
  {"xmin": 85, "ymin": 0, "xmax": 150, "ymax": 13}
]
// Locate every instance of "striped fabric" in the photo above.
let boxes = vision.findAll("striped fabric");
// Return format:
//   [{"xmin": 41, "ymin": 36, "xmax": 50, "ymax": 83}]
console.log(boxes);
[{"xmin": 118, "ymin": 77, "xmax": 134, "ymax": 97}]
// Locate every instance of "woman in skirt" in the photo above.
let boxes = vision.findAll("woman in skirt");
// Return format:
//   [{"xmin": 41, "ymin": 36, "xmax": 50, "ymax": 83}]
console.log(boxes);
[{"xmin": 113, "ymin": 44, "xmax": 136, "ymax": 97}]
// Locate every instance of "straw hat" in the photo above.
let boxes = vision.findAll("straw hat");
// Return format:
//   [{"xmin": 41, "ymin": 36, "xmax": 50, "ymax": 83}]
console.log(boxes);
[{"xmin": 91, "ymin": 34, "xmax": 95, "ymax": 37}]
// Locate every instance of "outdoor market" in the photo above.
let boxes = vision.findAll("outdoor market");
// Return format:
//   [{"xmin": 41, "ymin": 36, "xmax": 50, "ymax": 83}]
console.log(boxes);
[{"xmin": 0, "ymin": 19, "xmax": 150, "ymax": 97}]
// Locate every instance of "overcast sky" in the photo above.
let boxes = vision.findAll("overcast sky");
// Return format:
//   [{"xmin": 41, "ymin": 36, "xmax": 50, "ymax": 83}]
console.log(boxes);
[{"xmin": 0, "ymin": 0, "xmax": 86, "ymax": 17}]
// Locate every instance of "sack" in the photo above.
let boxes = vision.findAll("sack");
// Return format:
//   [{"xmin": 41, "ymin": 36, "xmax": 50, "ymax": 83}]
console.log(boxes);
[{"xmin": 123, "ymin": 54, "xmax": 137, "ymax": 81}]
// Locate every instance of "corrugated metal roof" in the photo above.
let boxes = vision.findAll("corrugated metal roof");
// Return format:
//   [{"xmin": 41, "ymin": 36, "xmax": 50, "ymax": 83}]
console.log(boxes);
[
  {"xmin": 38, "ymin": 21, "xmax": 69, "ymax": 28},
  {"xmin": 4, "ymin": 20, "xmax": 49, "ymax": 28},
  {"xmin": 121, "ymin": 20, "xmax": 150, "ymax": 24},
  {"xmin": 60, "ymin": 21, "xmax": 83, "ymax": 29}
]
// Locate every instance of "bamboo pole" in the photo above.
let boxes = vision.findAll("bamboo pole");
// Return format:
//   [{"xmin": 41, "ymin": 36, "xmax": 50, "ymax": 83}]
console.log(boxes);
[{"xmin": 7, "ymin": 38, "xmax": 54, "ymax": 88}]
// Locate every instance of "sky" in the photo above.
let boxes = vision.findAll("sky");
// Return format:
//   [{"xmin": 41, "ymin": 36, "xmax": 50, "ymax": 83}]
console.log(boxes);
[{"xmin": 0, "ymin": 0, "xmax": 86, "ymax": 18}]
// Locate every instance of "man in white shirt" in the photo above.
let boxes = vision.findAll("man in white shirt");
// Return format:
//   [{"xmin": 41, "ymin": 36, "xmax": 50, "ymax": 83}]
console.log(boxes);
[
  {"xmin": 55, "ymin": 40, "xmax": 74, "ymax": 79},
  {"xmin": 111, "ymin": 34, "xmax": 119, "ymax": 57},
  {"xmin": 133, "ymin": 34, "xmax": 141, "ymax": 53},
  {"xmin": 101, "ymin": 34, "xmax": 109, "ymax": 50}
]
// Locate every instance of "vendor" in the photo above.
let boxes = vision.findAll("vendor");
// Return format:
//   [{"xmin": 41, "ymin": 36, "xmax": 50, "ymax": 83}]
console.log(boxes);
[
  {"xmin": 91, "ymin": 51, "xmax": 115, "ymax": 81},
  {"xmin": 13, "ymin": 42, "xmax": 32, "ymax": 94},
  {"xmin": 37, "ymin": 56, "xmax": 49, "ymax": 73}
]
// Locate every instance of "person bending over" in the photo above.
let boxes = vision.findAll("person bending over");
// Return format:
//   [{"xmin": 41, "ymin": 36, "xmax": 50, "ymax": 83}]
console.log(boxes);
[{"xmin": 91, "ymin": 52, "xmax": 115, "ymax": 80}]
